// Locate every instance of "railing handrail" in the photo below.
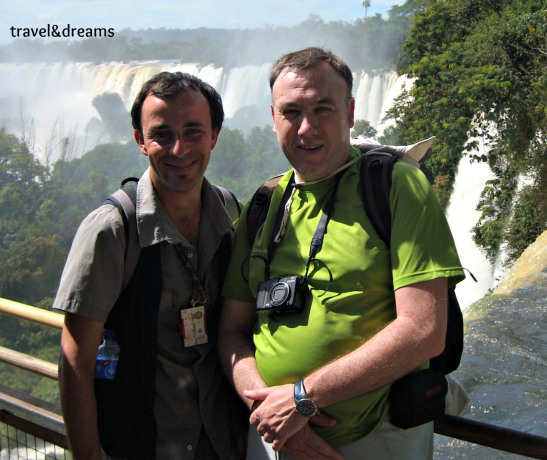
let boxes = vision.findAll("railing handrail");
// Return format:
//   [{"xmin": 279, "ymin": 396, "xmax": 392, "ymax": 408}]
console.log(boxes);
[
  {"xmin": 435, "ymin": 415, "xmax": 547, "ymax": 459},
  {"xmin": 0, "ymin": 297, "xmax": 64, "ymax": 330},
  {"xmin": 0, "ymin": 386, "xmax": 68, "ymax": 450},
  {"xmin": 0, "ymin": 345, "xmax": 58, "ymax": 380},
  {"xmin": 0, "ymin": 390, "xmax": 64, "ymax": 435}
]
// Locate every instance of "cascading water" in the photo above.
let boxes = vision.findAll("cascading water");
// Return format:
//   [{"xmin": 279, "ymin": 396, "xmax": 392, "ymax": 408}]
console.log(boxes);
[
  {"xmin": 445, "ymin": 142, "xmax": 497, "ymax": 309},
  {"xmin": 219, "ymin": 63, "xmax": 271, "ymax": 119},
  {"xmin": 353, "ymin": 70, "xmax": 411, "ymax": 135},
  {"xmin": 0, "ymin": 61, "xmax": 403, "ymax": 157}
]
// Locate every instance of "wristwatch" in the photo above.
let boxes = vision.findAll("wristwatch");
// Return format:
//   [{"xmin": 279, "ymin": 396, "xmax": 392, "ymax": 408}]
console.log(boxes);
[{"xmin": 294, "ymin": 379, "xmax": 319, "ymax": 417}]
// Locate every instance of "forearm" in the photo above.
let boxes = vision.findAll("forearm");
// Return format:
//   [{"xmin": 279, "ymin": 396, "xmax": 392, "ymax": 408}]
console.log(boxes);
[
  {"xmin": 304, "ymin": 278, "xmax": 448, "ymax": 408},
  {"xmin": 59, "ymin": 313, "xmax": 105, "ymax": 460},
  {"xmin": 59, "ymin": 353, "xmax": 103, "ymax": 460},
  {"xmin": 218, "ymin": 299, "xmax": 267, "ymax": 409},
  {"xmin": 304, "ymin": 316, "xmax": 439, "ymax": 408},
  {"xmin": 219, "ymin": 329, "xmax": 267, "ymax": 408}
]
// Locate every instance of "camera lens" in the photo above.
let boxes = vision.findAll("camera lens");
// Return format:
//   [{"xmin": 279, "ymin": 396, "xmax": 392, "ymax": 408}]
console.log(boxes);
[{"xmin": 269, "ymin": 282, "xmax": 290, "ymax": 307}]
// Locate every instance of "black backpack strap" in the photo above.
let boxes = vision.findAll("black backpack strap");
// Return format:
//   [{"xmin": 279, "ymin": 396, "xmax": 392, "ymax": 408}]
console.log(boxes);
[
  {"xmin": 360, "ymin": 155, "xmax": 464, "ymax": 375},
  {"xmin": 359, "ymin": 151, "xmax": 398, "ymax": 246},
  {"xmin": 246, "ymin": 175, "xmax": 283, "ymax": 247},
  {"xmin": 213, "ymin": 184, "xmax": 242, "ymax": 222},
  {"xmin": 430, "ymin": 287, "xmax": 464, "ymax": 374},
  {"xmin": 246, "ymin": 157, "xmax": 394, "ymax": 248},
  {"xmin": 102, "ymin": 178, "xmax": 140, "ymax": 292}
]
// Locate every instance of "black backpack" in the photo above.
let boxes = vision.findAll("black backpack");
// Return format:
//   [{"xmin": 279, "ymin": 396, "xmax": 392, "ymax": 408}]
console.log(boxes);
[{"xmin": 246, "ymin": 151, "xmax": 464, "ymax": 376}]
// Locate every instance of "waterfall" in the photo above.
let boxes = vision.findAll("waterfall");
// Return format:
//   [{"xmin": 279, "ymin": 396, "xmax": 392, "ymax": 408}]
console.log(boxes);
[
  {"xmin": 445, "ymin": 139, "xmax": 497, "ymax": 309},
  {"xmin": 0, "ymin": 61, "xmax": 405, "ymax": 159},
  {"xmin": 353, "ymin": 71, "xmax": 411, "ymax": 135},
  {"xmin": 219, "ymin": 64, "xmax": 271, "ymax": 119}
]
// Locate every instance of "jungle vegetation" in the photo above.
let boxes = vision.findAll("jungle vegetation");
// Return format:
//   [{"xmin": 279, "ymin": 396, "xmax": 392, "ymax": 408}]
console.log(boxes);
[{"xmin": 386, "ymin": 0, "xmax": 545, "ymax": 264}]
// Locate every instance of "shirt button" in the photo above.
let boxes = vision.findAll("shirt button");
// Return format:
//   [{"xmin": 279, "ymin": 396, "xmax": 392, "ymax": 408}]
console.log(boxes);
[
  {"xmin": 187, "ymin": 444, "xmax": 193, "ymax": 451},
  {"xmin": 187, "ymin": 253, "xmax": 194, "ymax": 259}
]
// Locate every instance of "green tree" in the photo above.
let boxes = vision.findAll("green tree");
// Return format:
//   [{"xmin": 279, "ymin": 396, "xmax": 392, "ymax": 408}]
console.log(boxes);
[
  {"xmin": 386, "ymin": 0, "xmax": 546, "ymax": 263},
  {"xmin": 352, "ymin": 119, "xmax": 378, "ymax": 138},
  {"xmin": 206, "ymin": 125, "xmax": 288, "ymax": 202},
  {"xmin": 363, "ymin": 1, "xmax": 372, "ymax": 20}
]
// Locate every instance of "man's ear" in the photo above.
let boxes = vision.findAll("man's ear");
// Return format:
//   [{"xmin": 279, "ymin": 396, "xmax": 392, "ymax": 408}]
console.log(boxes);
[
  {"xmin": 134, "ymin": 129, "xmax": 148, "ymax": 156},
  {"xmin": 348, "ymin": 98, "xmax": 356, "ymax": 129},
  {"xmin": 210, "ymin": 128, "xmax": 220, "ymax": 150},
  {"xmin": 271, "ymin": 104, "xmax": 277, "ymax": 134}
]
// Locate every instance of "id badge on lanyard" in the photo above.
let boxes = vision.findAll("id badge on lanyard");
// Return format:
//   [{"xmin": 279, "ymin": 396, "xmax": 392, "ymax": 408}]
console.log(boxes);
[
  {"xmin": 175, "ymin": 244, "xmax": 209, "ymax": 347},
  {"xmin": 180, "ymin": 303, "xmax": 208, "ymax": 347}
]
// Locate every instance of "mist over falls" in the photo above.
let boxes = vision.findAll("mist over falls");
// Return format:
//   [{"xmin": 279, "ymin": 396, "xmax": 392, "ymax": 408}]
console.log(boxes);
[{"xmin": 0, "ymin": 60, "xmax": 406, "ymax": 158}]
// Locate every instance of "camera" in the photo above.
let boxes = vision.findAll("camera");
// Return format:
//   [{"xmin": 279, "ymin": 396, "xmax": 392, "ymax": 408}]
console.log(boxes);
[{"xmin": 255, "ymin": 276, "xmax": 305, "ymax": 314}]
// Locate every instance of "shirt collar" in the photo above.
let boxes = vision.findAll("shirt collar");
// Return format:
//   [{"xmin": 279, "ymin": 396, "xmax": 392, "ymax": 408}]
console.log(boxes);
[{"xmin": 135, "ymin": 169, "xmax": 234, "ymax": 249}]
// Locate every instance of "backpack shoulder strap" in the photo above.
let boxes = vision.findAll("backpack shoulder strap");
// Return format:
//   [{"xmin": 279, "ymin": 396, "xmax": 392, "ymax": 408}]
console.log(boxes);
[
  {"xmin": 359, "ymin": 151, "xmax": 398, "ymax": 246},
  {"xmin": 246, "ymin": 174, "xmax": 283, "ymax": 247},
  {"xmin": 106, "ymin": 179, "xmax": 241, "ymax": 293},
  {"xmin": 213, "ymin": 184, "xmax": 242, "ymax": 222},
  {"xmin": 103, "ymin": 178, "xmax": 140, "ymax": 292},
  {"xmin": 359, "ymin": 155, "xmax": 464, "ymax": 374},
  {"xmin": 245, "ymin": 156, "xmax": 396, "ymax": 249}
]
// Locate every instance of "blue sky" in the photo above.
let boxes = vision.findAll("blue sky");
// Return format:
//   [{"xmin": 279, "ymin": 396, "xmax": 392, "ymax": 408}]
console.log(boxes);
[{"xmin": 2, "ymin": 0, "xmax": 402, "ymax": 44}]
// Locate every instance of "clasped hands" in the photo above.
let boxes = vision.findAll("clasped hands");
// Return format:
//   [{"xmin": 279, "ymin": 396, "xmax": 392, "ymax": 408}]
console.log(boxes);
[{"xmin": 245, "ymin": 384, "xmax": 343, "ymax": 459}]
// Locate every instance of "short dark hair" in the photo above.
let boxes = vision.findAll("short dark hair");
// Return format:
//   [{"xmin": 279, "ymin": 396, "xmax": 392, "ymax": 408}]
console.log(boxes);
[
  {"xmin": 131, "ymin": 71, "xmax": 224, "ymax": 138},
  {"xmin": 269, "ymin": 47, "xmax": 353, "ymax": 102}
]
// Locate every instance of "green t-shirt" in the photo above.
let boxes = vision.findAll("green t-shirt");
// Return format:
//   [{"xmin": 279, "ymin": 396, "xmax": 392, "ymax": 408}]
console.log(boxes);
[{"xmin": 223, "ymin": 148, "xmax": 464, "ymax": 447}]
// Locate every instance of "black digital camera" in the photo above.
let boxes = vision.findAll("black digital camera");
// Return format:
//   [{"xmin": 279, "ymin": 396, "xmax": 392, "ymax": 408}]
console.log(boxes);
[{"xmin": 255, "ymin": 275, "xmax": 305, "ymax": 314}]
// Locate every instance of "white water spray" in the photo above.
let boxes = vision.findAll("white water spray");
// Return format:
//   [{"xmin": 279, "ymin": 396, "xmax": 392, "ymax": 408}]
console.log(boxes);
[
  {"xmin": 445, "ymin": 139, "xmax": 497, "ymax": 309},
  {"xmin": 0, "ymin": 61, "xmax": 405, "ymax": 159},
  {"xmin": 353, "ymin": 71, "xmax": 410, "ymax": 135}
]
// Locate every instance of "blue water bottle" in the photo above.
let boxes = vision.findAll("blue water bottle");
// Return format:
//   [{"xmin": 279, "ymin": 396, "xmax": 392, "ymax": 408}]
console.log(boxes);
[{"xmin": 94, "ymin": 329, "xmax": 120, "ymax": 380}]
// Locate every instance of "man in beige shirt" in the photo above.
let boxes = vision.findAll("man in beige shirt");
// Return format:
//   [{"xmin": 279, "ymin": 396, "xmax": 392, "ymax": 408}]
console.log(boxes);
[{"xmin": 55, "ymin": 71, "xmax": 247, "ymax": 459}]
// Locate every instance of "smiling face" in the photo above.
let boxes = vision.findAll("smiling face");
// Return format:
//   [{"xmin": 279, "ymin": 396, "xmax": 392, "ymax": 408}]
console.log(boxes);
[
  {"xmin": 134, "ymin": 89, "xmax": 219, "ymax": 198},
  {"xmin": 271, "ymin": 62, "xmax": 355, "ymax": 182}
]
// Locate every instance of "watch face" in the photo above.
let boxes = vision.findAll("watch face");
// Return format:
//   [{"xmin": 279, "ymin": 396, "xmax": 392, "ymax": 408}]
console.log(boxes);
[{"xmin": 296, "ymin": 398, "xmax": 318, "ymax": 417}]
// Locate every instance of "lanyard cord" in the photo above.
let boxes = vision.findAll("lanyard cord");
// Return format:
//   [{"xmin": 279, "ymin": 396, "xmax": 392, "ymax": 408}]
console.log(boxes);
[
  {"xmin": 266, "ymin": 172, "xmax": 298, "ymax": 279},
  {"xmin": 271, "ymin": 152, "xmax": 365, "ymax": 248},
  {"xmin": 174, "ymin": 243, "xmax": 207, "ymax": 307},
  {"xmin": 264, "ymin": 171, "xmax": 342, "ymax": 283},
  {"xmin": 305, "ymin": 173, "xmax": 341, "ymax": 276}
]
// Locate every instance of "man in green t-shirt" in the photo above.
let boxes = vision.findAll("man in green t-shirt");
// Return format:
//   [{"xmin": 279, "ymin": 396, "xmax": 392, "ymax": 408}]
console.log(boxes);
[{"xmin": 219, "ymin": 47, "xmax": 464, "ymax": 459}]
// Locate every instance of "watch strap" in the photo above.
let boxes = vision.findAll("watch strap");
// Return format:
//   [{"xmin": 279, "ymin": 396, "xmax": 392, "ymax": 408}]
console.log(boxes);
[
  {"xmin": 294, "ymin": 379, "xmax": 307, "ymax": 400},
  {"xmin": 294, "ymin": 379, "xmax": 319, "ymax": 417}
]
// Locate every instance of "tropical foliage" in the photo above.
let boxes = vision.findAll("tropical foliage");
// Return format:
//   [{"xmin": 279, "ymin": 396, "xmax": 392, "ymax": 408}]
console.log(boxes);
[{"xmin": 386, "ymin": 0, "xmax": 546, "ymax": 265}]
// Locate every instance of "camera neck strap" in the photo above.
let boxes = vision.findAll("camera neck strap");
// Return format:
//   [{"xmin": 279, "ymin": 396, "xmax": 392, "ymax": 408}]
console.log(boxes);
[{"xmin": 265, "ymin": 171, "xmax": 342, "ymax": 282}]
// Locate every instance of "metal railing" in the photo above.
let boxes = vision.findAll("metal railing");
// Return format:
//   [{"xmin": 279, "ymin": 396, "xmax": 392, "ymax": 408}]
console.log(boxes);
[
  {"xmin": 0, "ymin": 297, "xmax": 68, "ymax": 459},
  {"xmin": 1, "ymin": 296, "xmax": 546, "ymax": 459}
]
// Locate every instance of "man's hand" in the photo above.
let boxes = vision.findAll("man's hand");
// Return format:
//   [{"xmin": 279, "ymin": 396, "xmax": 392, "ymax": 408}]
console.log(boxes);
[
  {"xmin": 245, "ymin": 385, "xmax": 336, "ymax": 451},
  {"xmin": 284, "ymin": 424, "xmax": 344, "ymax": 460}
]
